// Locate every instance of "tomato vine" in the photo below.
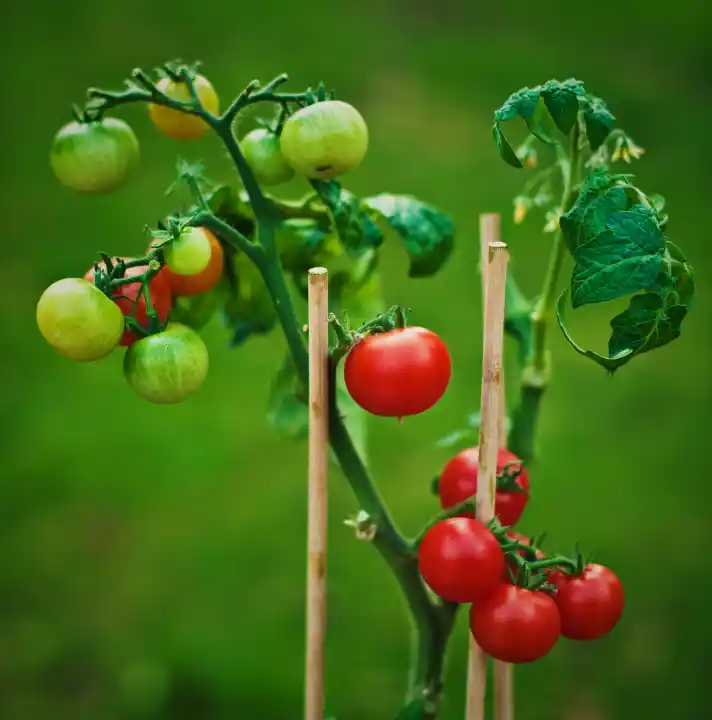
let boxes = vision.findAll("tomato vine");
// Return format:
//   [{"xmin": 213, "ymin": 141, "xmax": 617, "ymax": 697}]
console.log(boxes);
[{"xmin": 40, "ymin": 62, "xmax": 696, "ymax": 718}]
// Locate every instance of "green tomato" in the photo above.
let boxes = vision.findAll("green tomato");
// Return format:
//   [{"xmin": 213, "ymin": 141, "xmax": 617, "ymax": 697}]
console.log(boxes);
[
  {"xmin": 50, "ymin": 117, "xmax": 140, "ymax": 194},
  {"xmin": 163, "ymin": 228, "xmax": 212, "ymax": 276},
  {"xmin": 123, "ymin": 323, "xmax": 209, "ymax": 404},
  {"xmin": 279, "ymin": 100, "xmax": 369, "ymax": 180},
  {"xmin": 36, "ymin": 278, "xmax": 125, "ymax": 361},
  {"xmin": 240, "ymin": 128, "xmax": 295, "ymax": 186}
]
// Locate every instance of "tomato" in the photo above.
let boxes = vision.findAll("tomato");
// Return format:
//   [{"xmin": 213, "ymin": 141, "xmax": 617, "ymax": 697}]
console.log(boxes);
[
  {"xmin": 148, "ymin": 74, "xmax": 219, "ymax": 140},
  {"xmin": 37, "ymin": 278, "xmax": 125, "ymax": 361},
  {"xmin": 438, "ymin": 447, "xmax": 530, "ymax": 527},
  {"xmin": 123, "ymin": 323, "xmax": 209, "ymax": 404},
  {"xmin": 240, "ymin": 128, "xmax": 295, "ymax": 186},
  {"xmin": 470, "ymin": 585, "xmax": 561, "ymax": 663},
  {"xmin": 417, "ymin": 517, "xmax": 504, "ymax": 603},
  {"xmin": 84, "ymin": 258, "xmax": 173, "ymax": 346},
  {"xmin": 279, "ymin": 100, "xmax": 369, "ymax": 179},
  {"xmin": 160, "ymin": 228, "xmax": 225, "ymax": 297},
  {"xmin": 162, "ymin": 227, "xmax": 212, "ymax": 276},
  {"xmin": 50, "ymin": 118, "xmax": 139, "ymax": 194},
  {"xmin": 344, "ymin": 327, "xmax": 451, "ymax": 417},
  {"xmin": 553, "ymin": 564, "xmax": 625, "ymax": 640}
]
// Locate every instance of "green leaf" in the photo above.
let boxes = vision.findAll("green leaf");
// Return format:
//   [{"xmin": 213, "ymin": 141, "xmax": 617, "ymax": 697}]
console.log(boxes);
[
  {"xmin": 493, "ymin": 79, "xmax": 585, "ymax": 165},
  {"xmin": 582, "ymin": 95, "xmax": 615, "ymax": 151},
  {"xmin": 267, "ymin": 354, "xmax": 308, "ymax": 439},
  {"xmin": 493, "ymin": 122, "xmax": 523, "ymax": 168},
  {"xmin": 541, "ymin": 78, "xmax": 584, "ymax": 135},
  {"xmin": 556, "ymin": 244, "xmax": 695, "ymax": 373},
  {"xmin": 363, "ymin": 194, "xmax": 455, "ymax": 277},
  {"xmin": 169, "ymin": 280, "xmax": 229, "ymax": 330},
  {"xmin": 608, "ymin": 243, "xmax": 695, "ymax": 359},
  {"xmin": 312, "ymin": 180, "xmax": 384, "ymax": 257},
  {"xmin": 222, "ymin": 252, "xmax": 277, "ymax": 346},
  {"xmin": 570, "ymin": 204, "xmax": 666, "ymax": 308},
  {"xmin": 275, "ymin": 219, "xmax": 335, "ymax": 273}
]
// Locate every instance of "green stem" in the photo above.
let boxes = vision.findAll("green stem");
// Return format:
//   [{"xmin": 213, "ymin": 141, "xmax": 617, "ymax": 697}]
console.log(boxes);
[{"xmin": 509, "ymin": 126, "xmax": 581, "ymax": 463}]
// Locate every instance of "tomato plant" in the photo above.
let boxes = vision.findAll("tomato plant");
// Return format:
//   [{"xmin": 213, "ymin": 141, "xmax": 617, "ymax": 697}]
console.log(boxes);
[
  {"xmin": 470, "ymin": 584, "xmax": 561, "ymax": 663},
  {"xmin": 417, "ymin": 517, "xmax": 504, "ymax": 603},
  {"xmin": 39, "ymin": 60, "xmax": 697, "ymax": 718},
  {"xmin": 50, "ymin": 116, "xmax": 139, "ymax": 194},
  {"xmin": 554, "ymin": 564, "xmax": 625, "ymax": 640},
  {"xmin": 344, "ymin": 325, "xmax": 452, "ymax": 417},
  {"xmin": 438, "ymin": 447, "xmax": 530, "ymax": 526}
]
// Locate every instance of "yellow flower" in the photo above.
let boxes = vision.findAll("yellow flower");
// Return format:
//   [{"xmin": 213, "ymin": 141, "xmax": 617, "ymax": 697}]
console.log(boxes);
[
  {"xmin": 513, "ymin": 197, "xmax": 529, "ymax": 225},
  {"xmin": 515, "ymin": 142, "xmax": 537, "ymax": 169},
  {"xmin": 543, "ymin": 209, "xmax": 560, "ymax": 233},
  {"xmin": 612, "ymin": 134, "xmax": 645, "ymax": 163}
]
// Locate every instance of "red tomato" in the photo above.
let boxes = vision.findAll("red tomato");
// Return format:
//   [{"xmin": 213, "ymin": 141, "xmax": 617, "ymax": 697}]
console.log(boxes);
[
  {"xmin": 344, "ymin": 326, "xmax": 451, "ymax": 418},
  {"xmin": 84, "ymin": 257, "xmax": 173, "ymax": 346},
  {"xmin": 470, "ymin": 585, "xmax": 561, "ymax": 663},
  {"xmin": 554, "ymin": 564, "xmax": 625, "ymax": 640},
  {"xmin": 156, "ymin": 227, "xmax": 225, "ymax": 297},
  {"xmin": 417, "ymin": 517, "xmax": 504, "ymax": 603},
  {"xmin": 438, "ymin": 447, "xmax": 530, "ymax": 527}
]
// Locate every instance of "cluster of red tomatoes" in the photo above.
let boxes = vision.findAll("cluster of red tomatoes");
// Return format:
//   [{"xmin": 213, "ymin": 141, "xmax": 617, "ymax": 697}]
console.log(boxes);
[
  {"xmin": 340, "ymin": 326, "xmax": 624, "ymax": 665},
  {"xmin": 36, "ymin": 226, "xmax": 225, "ymax": 404},
  {"xmin": 422, "ymin": 448, "xmax": 624, "ymax": 664}
]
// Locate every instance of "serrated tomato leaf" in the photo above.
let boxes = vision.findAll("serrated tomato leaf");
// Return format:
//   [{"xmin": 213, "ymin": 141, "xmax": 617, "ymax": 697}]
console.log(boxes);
[
  {"xmin": 582, "ymin": 95, "xmax": 615, "ymax": 151},
  {"xmin": 363, "ymin": 194, "xmax": 455, "ymax": 277},
  {"xmin": 541, "ymin": 78, "xmax": 583, "ymax": 135},
  {"xmin": 267, "ymin": 354, "xmax": 308, "ymax": 439},
  {"xmin": 570, "ymin": 205, "xmax": 666, "ymax": 308},
  {"xmin": 493, "ymin": 78, "xmax": 586, "ymax": 166},
  {"xmin": 311, "ymin": 180, "xmax": 383, "ymax": 257}
]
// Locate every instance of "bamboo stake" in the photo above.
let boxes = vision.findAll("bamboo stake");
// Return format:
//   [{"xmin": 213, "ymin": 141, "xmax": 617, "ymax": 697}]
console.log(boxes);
[
  {"xmin": 465, "ymin": 238, "xmax": 509, "ymax": 720},
  {"xmin": 305, "ymin": 267, "xmax": 329, "ymax": 720},
  {"xmin": 478, "ymin": 214, "xmax": 514, "ymax": 720}
]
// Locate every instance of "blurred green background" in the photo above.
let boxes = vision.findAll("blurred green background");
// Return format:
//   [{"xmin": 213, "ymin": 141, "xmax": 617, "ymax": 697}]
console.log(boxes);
[{"xmin": 2, "ymin": 1, "xmax": 710, "ymax": 718}]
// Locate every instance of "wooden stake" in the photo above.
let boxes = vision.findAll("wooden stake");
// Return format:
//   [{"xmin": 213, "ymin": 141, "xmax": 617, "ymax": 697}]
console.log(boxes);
[
  {"xmin": 465, "ymin": 237, "xmax": 509, "ymax": 720},
  {"xmin": 305, "ymin": 267, "xmax": 329, "ymax": 720},
  {"xmin": 478, "ymin": 214, "xmax": 514, "ymax": 720}
]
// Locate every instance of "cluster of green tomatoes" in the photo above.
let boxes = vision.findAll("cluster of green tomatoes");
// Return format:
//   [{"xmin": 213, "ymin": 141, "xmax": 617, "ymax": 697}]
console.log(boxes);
[{"xmin": 38, "ymin": 70, "xmax": 371, "ymax": 404}]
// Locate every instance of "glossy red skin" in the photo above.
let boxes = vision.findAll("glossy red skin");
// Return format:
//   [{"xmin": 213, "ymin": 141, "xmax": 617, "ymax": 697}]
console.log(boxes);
[
  {"xmin": 470, "ymin": 585, "xmax": 561, "ymax": 663},
  {"xmin": 417, "ymin": 517, "xmax": 504, "ymax": 603},
  {"xmin": 84, "ymin": 258, "xmax": 173, "ymax": 346},
  {"xmin": 554, "ymin": 564, "xmax": 625, "ymax": 640},
  {"xmin": 439, "ymin": 447, "xmax": 530, "ymax": 527},
  {"xmin": 344, "ymin": 326, "xmax": 451, "ymax": 417}
]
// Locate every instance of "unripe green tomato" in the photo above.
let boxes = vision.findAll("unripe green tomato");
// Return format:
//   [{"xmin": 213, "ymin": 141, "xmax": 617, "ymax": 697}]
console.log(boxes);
[
  {"xmin": 163, "ymin": 227, "xmax": 212, "ymax": 276},
  {"xmin": 240, "ymin": 128, "xmax": 295, "ymax": 186},
  {"xmin": 36, "ymin": 278, "xmax": 125, "ymax": 361},
  {"xmin": 123, "ymin": 323, "xmax": 209, "ymax": 404},
  {"xmin": 50, "ymin": 117, "xmax": 140, "ymax": 194},
  {"xmin": 279, "ymin": 100, "xmax": 369, "ymax": 180}
]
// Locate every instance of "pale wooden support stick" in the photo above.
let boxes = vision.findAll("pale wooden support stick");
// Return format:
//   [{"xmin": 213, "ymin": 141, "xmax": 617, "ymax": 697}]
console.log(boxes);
[
  {"xmin": 305, "ymin": 267, "xmax": 329, "ymax": 720},
  {"xmin": 479, "ymin": 215, "xmax": 514, "ymax": 720},
  {"xmin": 465, "ymin": 240, "xmax": 509, "ymax": 720}
]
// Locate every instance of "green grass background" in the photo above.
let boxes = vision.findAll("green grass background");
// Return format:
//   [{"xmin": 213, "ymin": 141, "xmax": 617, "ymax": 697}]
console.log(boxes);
[{"xmin": 2, "ymin": 1, "xmax": 710, "ymax": 718}]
